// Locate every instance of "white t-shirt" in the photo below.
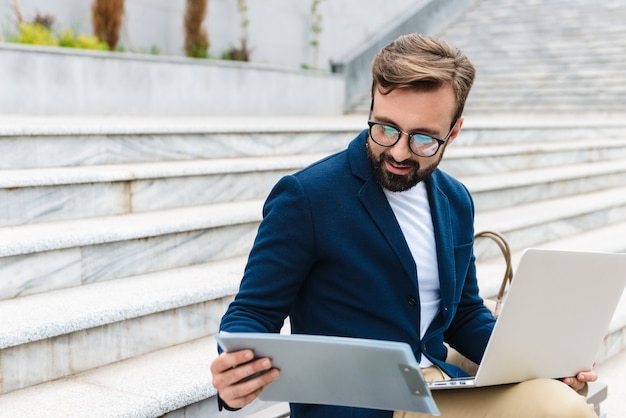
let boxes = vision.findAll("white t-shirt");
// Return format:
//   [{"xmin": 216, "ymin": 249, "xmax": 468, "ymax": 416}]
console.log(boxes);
[{"xmin": 384, "ymin": 182, "xmax": 441, "ymax": 367}]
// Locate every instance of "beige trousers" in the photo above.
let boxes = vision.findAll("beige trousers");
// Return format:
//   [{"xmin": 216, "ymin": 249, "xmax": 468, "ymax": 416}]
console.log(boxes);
[{"xmin": 393, "ymin": 367, "xmax": 597, "ymax": 418}]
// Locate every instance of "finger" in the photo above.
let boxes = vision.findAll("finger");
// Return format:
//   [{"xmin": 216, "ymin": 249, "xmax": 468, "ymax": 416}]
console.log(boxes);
[
  {"xmin": 560, "ymin": 377, "xmax": 584, "ymax": 391},
  {"xmin": 577, "ymin": 370, "xmax": 598, "ymax": 383},
  {"xmin": 212, "ymin": 356, "xmax": 277, "ymax": 392},
  {"xmin": 222, "ymin": 386, "xmax": 264, "ymax": 409},
  {"xmin": 218, "ymin": 365, "xmax": 281, "ymax": 409},
  {"xmin": 210, "ymin": 350, "xmax": 254, "ymax": 374}
]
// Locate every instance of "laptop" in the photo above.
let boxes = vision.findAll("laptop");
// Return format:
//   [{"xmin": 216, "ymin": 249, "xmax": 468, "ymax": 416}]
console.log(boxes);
[
  {"xmin": 430, "ymin": 248, "xmax": 626, "ymax": 390},
  {"xmin": 216, "ymin": 332, "xmax": 440, "ymax": 415}
]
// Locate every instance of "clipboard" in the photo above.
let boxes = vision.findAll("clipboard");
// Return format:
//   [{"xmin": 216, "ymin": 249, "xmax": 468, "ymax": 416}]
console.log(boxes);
[{"xmin": 216, "ymin": 332, "xmax": 440, "ymax": 415}]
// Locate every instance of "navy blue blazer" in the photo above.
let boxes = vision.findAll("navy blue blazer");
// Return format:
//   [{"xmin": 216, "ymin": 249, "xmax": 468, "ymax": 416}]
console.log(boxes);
[{"xmin": 220, "ymin": 131, "xmax": 496, "ymax": 418}]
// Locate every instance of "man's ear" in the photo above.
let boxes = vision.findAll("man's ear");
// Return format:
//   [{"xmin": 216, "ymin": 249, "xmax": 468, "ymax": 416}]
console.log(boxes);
[{"xmin": 446, "ymin": 117, "xmax": 464, "ymax": 145}]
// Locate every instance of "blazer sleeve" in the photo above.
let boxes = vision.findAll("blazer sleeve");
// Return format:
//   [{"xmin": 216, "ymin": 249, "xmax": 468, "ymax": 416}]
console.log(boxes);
[
  {"xmin": 444, "ymin": 252, "xmax": 496, "ymax": 364},
  {"xmin": 219, "ymin": 174, "xmax": 316, "ymax": 333},
  {"xmin": 431, "ymin": 172, "xmax": 496, "ymax": 365}
]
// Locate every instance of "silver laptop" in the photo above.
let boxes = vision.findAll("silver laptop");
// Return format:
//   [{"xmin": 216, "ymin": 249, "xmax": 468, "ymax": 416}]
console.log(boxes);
[
  {"xmin": 216, "ymin": 332, "xmax": 440, "ymax": 415},
  {"xmin": 430, "ymin": 248, "xmax": 626, "ymax": 390}
]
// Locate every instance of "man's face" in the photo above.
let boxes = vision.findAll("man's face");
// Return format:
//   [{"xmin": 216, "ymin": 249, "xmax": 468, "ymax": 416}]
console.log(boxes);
[{"xmin": 367, "ymin": 85, "xmax": 463, "ymax": 192}]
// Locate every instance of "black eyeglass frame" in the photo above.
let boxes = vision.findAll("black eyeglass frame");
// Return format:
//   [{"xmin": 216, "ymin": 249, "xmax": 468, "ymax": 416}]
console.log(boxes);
[{"xmin": 367, "ymin": 119, "xmax": 458, "ymax": 158}]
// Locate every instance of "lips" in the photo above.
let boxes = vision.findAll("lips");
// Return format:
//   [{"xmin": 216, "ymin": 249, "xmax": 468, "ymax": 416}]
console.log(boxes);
[{"xmin": 385, "ymin": 160, "xmax": 413, "ymax": 175}]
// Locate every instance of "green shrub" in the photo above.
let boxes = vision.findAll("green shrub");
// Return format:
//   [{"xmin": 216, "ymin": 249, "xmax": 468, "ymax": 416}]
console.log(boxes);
[
  {"xmin": 15, "ymin": 22, "xmax": 58, "ymax": 46},
  {"xmin": 12, "ymin": 23, "xmax": 109, "ymax": 51},
  {"xmin": 59, "ymin": 29, "xmax": 109, "ymax": 51}
]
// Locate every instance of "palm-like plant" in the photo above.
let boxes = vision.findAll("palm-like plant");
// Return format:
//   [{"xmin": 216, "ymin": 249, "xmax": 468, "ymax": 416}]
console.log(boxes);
[
  {"xmin": 184, "ymin": 0, "xmax": 209, "ymax": 58},
  {"xmin": 91, "ymin": 0, "xmax": 124, "ymax": 50}
]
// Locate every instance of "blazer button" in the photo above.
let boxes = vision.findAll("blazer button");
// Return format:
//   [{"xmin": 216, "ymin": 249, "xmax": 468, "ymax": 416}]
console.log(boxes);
[{"xmin": 408, "ymin": 297, "xmax": 418, "ymax": 306}]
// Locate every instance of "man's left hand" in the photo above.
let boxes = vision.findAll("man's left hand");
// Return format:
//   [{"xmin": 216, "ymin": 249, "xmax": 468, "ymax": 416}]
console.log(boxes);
[{"xmin": 560, "ymin": 367, "xmax": 597, "ymax": 392}]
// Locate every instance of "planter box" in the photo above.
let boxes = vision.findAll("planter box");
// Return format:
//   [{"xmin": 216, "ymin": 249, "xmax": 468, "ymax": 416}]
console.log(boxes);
[{"xmin": 0, "ymin": 43, "xmax": 345, "ymax": 117}]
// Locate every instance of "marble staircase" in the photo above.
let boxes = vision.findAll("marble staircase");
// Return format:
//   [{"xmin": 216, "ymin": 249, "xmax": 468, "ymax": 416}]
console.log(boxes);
[
  {"xmin": 0, "ymin": 116, "xmax": 359, "ymax": 417},
  {"xmin": 349, "ymin": 0, "xmax": 626, "ymax": 115},
  {"xmin": 0, "ymin": 114, "xmax": 625, "ymax": 417},
  {"xmin": 438, "ymin": 0, "xmax": 626, "ymax": 115}
]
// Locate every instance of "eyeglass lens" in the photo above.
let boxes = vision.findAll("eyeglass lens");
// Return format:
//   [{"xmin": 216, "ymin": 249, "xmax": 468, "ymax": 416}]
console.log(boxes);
[{"xmin": 370, "ymin": 124, "xmax": 440, "ymax": 157}]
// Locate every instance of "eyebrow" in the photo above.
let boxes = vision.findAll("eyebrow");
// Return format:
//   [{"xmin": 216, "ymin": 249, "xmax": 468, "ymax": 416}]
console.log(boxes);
[{"xmin": 370, "ymin": 114, "xmax": 442, "ymax": 137}]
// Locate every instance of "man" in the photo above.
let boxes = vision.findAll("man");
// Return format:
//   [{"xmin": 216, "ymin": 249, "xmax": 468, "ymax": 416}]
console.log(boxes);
[{"xmin": 210, "ymin": 34, "xmax": 597, "ymax": 417}]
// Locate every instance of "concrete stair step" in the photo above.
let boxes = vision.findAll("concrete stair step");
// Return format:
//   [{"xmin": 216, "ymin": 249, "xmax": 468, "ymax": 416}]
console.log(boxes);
[
  {"xmin": 463, "ymin": 159, "xmax": 626, "ymax": 211},
  {"xmin": 451, "ymin": 34, "xmax": 626, "ymax": 49},
  {"xmin": 441, "ymin": 138, "xmax": 626, "ymax": 177},
  {"xmin": 470, "ymin": 86, "xmax": 626, "ymax": 98},
  {"xmin": 0, "ymin": 116, "xmax": 360, "ymax": 169},
  {"xmin": 0, "ymin": 257, "xmax": 245, "ymax": 394},
  {"xmin": 446, "ymin": 39, "xmax": 626, "ymax": 55},
  {"xmin": 470, "ymin": 0, "xmax": 622, "ymax": 11},
  {"xmin": 474, "ymin": 187, "xmax": 626, "ymax": 255},
  {"xmin": 466, "ymin": 100, "xmax": 626, "ymax": 113},
  {"xmin": 0, "ymin": 155, "xmax": 326, "ymax": 226},
  {"xmin": 467, "ymin": 94, "xmax": 626, "ymax": 105},
  {"xmin": 2, "ymin": 139, "xmax": 625, "ymax": 226},
  {"xmin": 468, "ymin": 70, "xmax": 626, "ymax": 83},
  {"xmin": 0, "ymin": 336, "xmax": 256, "ymax": 418},
  {"xmin": 0, "ymin": 334, "xmax": 290, "ymax": 418},
  {"xmin": 457, "ymin": 39, "xmax": 626, "ymax": 55},
  {"xmin": 468, "ymin": 54, "xmax": 626, "ymax": 68},
  {"xmin": 466, "ymin": 103, "xmax": 626, "ymax": 114},
  {"xmin": 469, "ymin": 83, "xmax": 626, "ymax": 95},
  {"xmin": 467, "ymin": 102, "xmax": 626, "ymax": 110},
  {"xmin": 475, "ymin": 220, "xmax": 626, "ymax": 299},
  {"xmin": 0, "ymin": 201, "xmax": 263, "ymax": 300},
  {"xmin": 0, "ymin": 300, "xmax": 623, "ymax": 418}
]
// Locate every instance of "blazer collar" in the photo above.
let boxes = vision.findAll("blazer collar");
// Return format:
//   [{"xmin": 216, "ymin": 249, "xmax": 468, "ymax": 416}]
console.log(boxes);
[{"xmin": 348, "ymin": 130, "xmax": 373, "ymax": 182}]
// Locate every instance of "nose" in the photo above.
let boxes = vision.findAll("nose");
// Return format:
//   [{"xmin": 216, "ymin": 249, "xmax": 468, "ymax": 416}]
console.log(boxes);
[{"xmin": 388, "ymin": 132, "xmax": 414, "ymax": 162}]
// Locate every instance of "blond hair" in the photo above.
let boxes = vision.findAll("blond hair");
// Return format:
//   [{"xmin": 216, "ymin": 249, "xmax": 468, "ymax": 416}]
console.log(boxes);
[{"xmin": 371, "ymin": 34, "xmax": 475, "ymax": 122}]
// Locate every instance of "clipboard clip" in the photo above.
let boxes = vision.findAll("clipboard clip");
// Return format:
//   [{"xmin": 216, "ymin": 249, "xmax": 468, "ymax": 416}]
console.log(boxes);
[{"xmin": 399, "ymin": 364, "xmax": 430, "ymax": 397}]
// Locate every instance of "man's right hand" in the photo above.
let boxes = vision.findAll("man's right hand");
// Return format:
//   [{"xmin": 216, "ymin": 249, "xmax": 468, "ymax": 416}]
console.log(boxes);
[{"xmin": 210, "ymin": 349, "xmax": 281, "ymax": 409}]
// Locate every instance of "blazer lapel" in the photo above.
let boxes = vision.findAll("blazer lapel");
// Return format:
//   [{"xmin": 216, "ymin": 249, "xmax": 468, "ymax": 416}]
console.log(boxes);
[
  {"xmin": 349, "ymin": 134, "xmax": 417, "ymax": 281},
  {"xmin": 427, "ymin": 174, "xmax": 457, "ymax": 322}
]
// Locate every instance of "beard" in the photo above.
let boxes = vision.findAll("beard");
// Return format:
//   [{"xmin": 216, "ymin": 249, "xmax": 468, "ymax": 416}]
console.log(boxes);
[{"xmin": 367, "ymin": 142, "xmax": 440, "ymax": 192}]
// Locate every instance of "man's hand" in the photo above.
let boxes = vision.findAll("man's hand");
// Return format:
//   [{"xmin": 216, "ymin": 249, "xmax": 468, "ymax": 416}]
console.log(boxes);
[
  {"xmin": 560, "ymin": 366, "xmax": 597, "ymax": 392},
  {"xmin": 210, "ymin": 349, "xmax": 280, "ymax": 409}
]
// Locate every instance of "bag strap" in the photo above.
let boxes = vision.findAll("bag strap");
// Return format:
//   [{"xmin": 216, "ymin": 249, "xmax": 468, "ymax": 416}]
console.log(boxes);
[{"xmin": 474, "ymin": 230, "xmax": 513, "ymax": 317}]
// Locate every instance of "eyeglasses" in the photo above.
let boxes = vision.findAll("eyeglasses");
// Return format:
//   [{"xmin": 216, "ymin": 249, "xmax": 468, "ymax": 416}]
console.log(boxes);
[{"xmin": 367, "ymin": 120, "xmax": 458, "ymax": 157}]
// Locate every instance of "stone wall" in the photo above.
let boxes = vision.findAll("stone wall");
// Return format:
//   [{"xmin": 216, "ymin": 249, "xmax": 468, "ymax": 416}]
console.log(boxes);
[{"xmin": 0, "ymin": 42, "xmax": 345, "ymax": 116}]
